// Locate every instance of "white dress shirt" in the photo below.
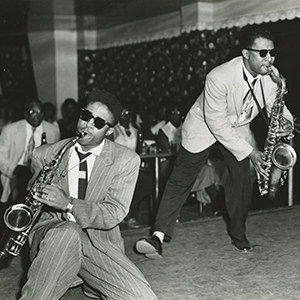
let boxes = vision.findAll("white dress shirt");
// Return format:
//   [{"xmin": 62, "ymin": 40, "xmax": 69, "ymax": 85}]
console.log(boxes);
[{"xmin": 68, "ymin": 141, "xmax": 104, "ymax": 199}]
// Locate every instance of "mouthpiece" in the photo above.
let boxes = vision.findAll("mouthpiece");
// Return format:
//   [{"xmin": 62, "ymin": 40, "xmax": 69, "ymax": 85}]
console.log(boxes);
[
  {"xmin": 77, "ymin": 132, "xmax": 87, "ymax": 139},
  {"xmin": 266, "ymin": 65, "xmax": 273, "ymax": 75}
]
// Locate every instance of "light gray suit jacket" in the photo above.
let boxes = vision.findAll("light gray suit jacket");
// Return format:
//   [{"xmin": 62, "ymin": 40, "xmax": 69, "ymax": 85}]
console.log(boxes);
[
  {"xmin": 0, "ymin": 119, "xmax": 60, "ymax": 202},
  {"xmin": 182, "ymin": 56, "xmax": 293, "ymax": 161},
  {"xmin": 29, "ymin": 138, "xmax": 147, "ymax": 283}
]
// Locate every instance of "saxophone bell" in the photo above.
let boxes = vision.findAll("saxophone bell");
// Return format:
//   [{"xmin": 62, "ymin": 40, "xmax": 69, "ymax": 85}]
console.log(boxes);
[
  {"xmin": 272, "ymin": 143, "xmax": 297, "ymax": 170},
  {"xmin": 3, "ymin": 203, "xmax": 33, "ymax": 232}
]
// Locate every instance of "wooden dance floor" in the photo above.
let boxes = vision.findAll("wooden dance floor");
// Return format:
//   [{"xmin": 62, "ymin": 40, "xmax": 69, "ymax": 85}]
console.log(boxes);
[{"xmin": 1, "ymin": 204, "xmax": 300, "ymax": 300}]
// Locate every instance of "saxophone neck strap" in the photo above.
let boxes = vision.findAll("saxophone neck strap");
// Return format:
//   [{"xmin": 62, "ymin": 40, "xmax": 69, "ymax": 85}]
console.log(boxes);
[{"xmin": 243, "ymin": 69, "xmax": 269, "ymax": 127}]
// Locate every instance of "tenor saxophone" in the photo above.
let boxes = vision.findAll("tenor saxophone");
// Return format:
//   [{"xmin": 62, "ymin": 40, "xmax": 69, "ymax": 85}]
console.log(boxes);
[
  {"xmin": 0, "ymin": 132, "xmax": 85, "ymax": 266},
  {"xmin": 258, "ymin": 68, "xmax": 297, "ymax": 199}
]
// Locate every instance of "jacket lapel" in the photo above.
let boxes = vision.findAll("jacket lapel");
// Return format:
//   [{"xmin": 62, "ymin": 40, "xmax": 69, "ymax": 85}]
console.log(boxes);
[
  {"xmin": 46, "ymin": 139, "xmax": 72, "ymax": 195},
  {"xmin": 85, "ymin": 139, "xmax": 114, "ymax": 200},
  {"xmin": 232, "ymin": 60, "xmax": 245, "ymax": 116}
]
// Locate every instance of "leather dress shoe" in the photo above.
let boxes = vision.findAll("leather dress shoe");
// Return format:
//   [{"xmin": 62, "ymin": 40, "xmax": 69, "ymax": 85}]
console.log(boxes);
[
  {"xmin": 82, "ymin": 284, "xmax": 101, "ymax": 299},
  {"xmin": 83, "ymin": 290, "xmax": 100, "ymax": 299},
  {"xmin": 136, "ymin": 235, "xmax": 162, "ymax": 259},
  {"xmin": 232, "ymin": 240, "xmax": 253, "ymax": 253}
]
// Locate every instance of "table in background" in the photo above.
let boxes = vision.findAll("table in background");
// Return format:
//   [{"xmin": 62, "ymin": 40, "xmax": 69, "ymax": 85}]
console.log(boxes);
[{"xmin": 140, "ymin": 151, "xmax": 177, "ymax": 211}]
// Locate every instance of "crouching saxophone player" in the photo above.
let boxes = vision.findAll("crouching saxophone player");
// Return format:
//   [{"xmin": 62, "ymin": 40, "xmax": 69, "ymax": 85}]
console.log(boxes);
[{"xmin": 19, "ymin": 90, "xmax": 157, "ymax": 300}]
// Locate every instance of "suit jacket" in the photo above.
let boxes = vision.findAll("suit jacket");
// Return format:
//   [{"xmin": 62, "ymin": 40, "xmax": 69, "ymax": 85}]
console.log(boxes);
[
  {"xmin": 0, "ymin": 119, "xmax": 60, "ymax": 203},
  {"xmin": 182, "ymin": 56, "xmax": 293, "ymax": 161},
  {"xmin": 28, "ymin": 138, "xmax": 144, "ymax": 281}
]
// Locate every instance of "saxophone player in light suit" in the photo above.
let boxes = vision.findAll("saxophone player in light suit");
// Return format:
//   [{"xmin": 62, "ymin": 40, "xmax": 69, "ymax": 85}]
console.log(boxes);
[
  {"xmin": 19, "ymin": 90, "xmax": 157, "ymax": 300},
  {"xmin": 136, "ymin": 26, "xmax": 295, "ymax": 258}
]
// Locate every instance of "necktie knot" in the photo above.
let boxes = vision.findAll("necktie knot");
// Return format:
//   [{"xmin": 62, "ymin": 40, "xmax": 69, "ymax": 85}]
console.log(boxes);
[{"xmin": 75, "ymin": 147, "xmax": 91, "ymax": 161}]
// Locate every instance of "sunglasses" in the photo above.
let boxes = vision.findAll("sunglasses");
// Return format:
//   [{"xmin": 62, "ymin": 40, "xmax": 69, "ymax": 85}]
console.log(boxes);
[
  {"xmin": 245, "ymin": 48, "xmax": 278, "ymax": 58},
  {"xmin": 28, "ymin": 109, "xmax": 43, "ymax": 115},
  {"xmin": 79, "ymin": 109, "xmax": 113, "ymax": 130}
]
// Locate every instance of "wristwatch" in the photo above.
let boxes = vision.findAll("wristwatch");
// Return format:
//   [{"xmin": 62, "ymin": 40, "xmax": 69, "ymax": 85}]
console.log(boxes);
[{"xmin": 65, "ymin": 201, "xmax": 74, "ymax": 213}]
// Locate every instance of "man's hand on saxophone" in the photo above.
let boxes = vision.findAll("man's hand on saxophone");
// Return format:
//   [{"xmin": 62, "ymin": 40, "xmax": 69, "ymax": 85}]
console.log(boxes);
[
  {"xmin": 248, "ymin": 149, "xmax": 269, "ymax": 179},
  {"xmin": 33, "ymin": 183, "xmax": 71, "ymax": 212}
]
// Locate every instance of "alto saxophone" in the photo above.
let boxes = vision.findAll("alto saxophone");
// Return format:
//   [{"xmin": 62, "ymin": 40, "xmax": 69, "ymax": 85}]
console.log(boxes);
[
  {"xmin": 0, "ymin": 132, "xmax": 85, "ymax": 266},
  {"xmin": 258, "ymin": 68, "xmax": 297, "ymax": 199}
]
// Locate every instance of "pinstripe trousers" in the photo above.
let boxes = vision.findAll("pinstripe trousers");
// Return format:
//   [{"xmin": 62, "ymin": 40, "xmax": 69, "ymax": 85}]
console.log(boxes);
[{"xmin": 20, "ymin": 220, "xmax": 157, "ymax": 300}]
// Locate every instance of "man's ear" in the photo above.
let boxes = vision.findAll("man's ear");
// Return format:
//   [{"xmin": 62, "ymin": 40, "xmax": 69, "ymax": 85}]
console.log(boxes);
[
  {"xmin": 242, "ymin": 49, "xmax": 249, "ymax": 59},
  {"xmin": 106, "ymin": 127, "xmax": 114, "ymax": 136}
]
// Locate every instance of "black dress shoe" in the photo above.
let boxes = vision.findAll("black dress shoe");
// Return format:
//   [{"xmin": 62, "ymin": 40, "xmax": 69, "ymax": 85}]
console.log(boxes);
[
  {"xmin": 135, "ymin": 235, "xmax": 162, "ymax": 259},
  {"xmin": 231, "ymin": 240, "xmax": 253, "ymax": 253},
  {"xmin": 82, "ymin": 285, "xmax": 101, "ymax": 299}
]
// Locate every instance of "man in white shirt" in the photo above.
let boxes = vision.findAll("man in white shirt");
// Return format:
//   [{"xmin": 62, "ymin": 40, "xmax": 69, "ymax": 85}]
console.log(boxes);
[{"xmin": 0, "ymin": 99, "xmax": 60, "ymax": 205}]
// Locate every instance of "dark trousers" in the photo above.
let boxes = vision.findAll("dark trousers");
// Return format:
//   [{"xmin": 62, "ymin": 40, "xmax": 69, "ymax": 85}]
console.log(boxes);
[{"xmin": 154, "ymin": 143, "xmax": 252, "ymax": 244}]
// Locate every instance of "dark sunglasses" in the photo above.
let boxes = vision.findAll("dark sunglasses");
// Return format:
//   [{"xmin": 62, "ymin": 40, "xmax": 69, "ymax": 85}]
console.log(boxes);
[
  {"xmin": 28, "ymin": 109, "xmax": 43, "ymax": 115},
  {"xmin": 246, "ymin": 48, "xmax": 278, "ymax": 58},
  {"xmin": 80, "ymin": 108, "xmax": 113, "ymax": 129}
]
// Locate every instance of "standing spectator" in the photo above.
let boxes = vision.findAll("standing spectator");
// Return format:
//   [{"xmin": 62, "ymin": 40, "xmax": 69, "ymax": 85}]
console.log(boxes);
[
  {"xmin": 57, "ymin": 98, "xmax": 80, "ymax": 139},
  {"xmin": 0, "ymin": 98, "xmax": 60, "ymax": 205},
  {"xmin": 150, "ymin": 104, "xmax": 167, "ymax": 136},
  {"xmin": 135, "ymin": 26, "xmax": 294, "ymax": 258}
]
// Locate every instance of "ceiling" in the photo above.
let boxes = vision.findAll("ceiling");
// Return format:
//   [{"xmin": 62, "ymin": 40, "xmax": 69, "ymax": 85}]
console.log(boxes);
[{"xmin": 0, "ymin": 0, "xmax": 228, "ymax": 32}]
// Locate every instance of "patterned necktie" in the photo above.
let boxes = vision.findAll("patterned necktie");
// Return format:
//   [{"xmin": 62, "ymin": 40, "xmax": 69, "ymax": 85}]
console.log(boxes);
[
  {"xmin": 24, "ymin": 127, "xmax": 36, "ymax": 165},
  {"xmin": 75, "ymin": 148, "xmax": 92, "ymax": 199}
]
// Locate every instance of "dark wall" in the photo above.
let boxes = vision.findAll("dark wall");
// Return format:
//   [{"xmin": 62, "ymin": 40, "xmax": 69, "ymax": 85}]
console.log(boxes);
[{"xmin": 0, "ymin": 0, "xmax": 37, "ymax": 113}]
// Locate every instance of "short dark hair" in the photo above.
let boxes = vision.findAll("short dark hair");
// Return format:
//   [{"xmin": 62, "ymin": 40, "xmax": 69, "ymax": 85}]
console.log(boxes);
[
  {"xmin": 23, "ymin": 98, "xmax": 43, "ymax": 112},
  {"xmin": 240, "ymin": 26, "xmax": 274, "ymax": 49},
  {"xmin": 87, "ymin": 90, "xmax": 122, "ymax": 126}
]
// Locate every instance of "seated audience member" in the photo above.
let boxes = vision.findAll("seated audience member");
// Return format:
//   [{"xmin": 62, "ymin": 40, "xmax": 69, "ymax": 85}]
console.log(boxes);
[
  {"xmin": 150, "ymin": 104, "xmax": 167, "ymax": 136},
  {"xmin": 114, "ymin": 107, "xmax": 138, "ymax": 150},
  {"xmin": 43, "ymin": 102, "xmax": 59, "ymax": 127},
  {"xmin": 142, "ymin": 107, "xmax": 161, "ymax": 141},
  {"xmin": 17, "ymin": 89, "xmax": 157, "ymax": 300},
  {"xmin": 114, "ymin": 106, "xmax": 153, "ymax": 229},
  {"xmin": 156, "ymin": 105, "xmax": 225, "ymax": 216},
  {"xmin": 191, "ymin": 146, "xmax": 228, "ymax": 216},
  {"xmin": 0, "ymin": 98, "xmax": 60, "ymax": 205},
  {"xmin": 156, "ymin": 105, "xmax": 183, "ymax": 191},
  {"xmin": 57, "ymin": 98, "xmax": 80, "ymax": 139}
]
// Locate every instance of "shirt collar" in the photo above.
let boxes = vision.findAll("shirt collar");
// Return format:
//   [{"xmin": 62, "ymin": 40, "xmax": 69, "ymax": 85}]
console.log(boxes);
[
  {"xmin": 75, "ymin": 140, "xmax": 104, "ymax": 156},
  {"xmin": 242, "ymin": 63, "xmax": 261, "ymax": 84},
  {"xmin": 25, "ymin": 120, "xmax": 43, "ymax": 131}
]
